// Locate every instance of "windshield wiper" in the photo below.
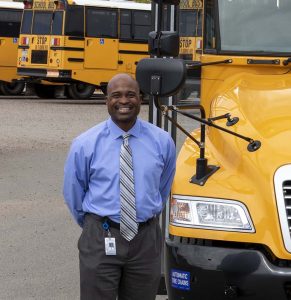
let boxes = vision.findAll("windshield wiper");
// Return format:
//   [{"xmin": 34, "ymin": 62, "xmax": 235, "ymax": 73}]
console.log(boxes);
[{"xmin": 186, "ymin": 59, "xmax": 232, "ymax": 69}]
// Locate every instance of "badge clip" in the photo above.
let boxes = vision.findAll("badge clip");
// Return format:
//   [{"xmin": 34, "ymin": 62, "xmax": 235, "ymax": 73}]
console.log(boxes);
[{"xmin": 102, "ymin": 220, "xmax": 109, "ymax": 231}]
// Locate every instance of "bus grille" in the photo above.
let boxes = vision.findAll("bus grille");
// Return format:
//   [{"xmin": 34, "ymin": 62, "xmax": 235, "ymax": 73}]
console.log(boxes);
[
  {"xmin": 274, "ymin": 165, "xmax": 291, "ymax": 252},
  {"xmin": 284, "ymin": 181, "xmax": 291, "ymax": 230},
  {"xmin": 31, "ymin": 50, "xmax": 48, "ymax": 64}
]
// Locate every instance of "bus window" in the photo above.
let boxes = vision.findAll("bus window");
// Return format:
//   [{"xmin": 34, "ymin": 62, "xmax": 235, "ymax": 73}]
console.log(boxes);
[
  {"xmin": 20, "ymin": 10, "xmax": 32, "ymax": 34},
  {"xmin": 52, "ymin": 11, "xmax": 63, "ymax": 35},
  {"xmin": 120, "ymin": 10, "xmax": 131, "ymax": 39},
  {"xmin": 65, "ymin": 6, "xmax": 84, "ymax": 37},
  {"xmin": 120, "ymin": 10, "xmax": 151, "ymax": 41},
  {"xmin": 0, "ymin": 9, "xmax": 22, "ymax": 37},
  {"xmin": 204, "ymin": 0, "xmax": 215, "ymax": 51},
  {"xmin": 32, "ymin": 11, "xmax": 52, "ymax": 35},
  {"xmin": 179, "ymin": 9, "xmax": 202, "ymax": 37},
  {"xmin": 133, "ymin": 11, "xmax": 151, "ymax": 41},
  {"xmin": 86, "ymin": 8, "xmax": 117, "ymax": 38}
]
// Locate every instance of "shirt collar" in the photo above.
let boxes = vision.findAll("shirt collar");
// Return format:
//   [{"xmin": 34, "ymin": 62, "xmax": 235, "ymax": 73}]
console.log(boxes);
[{"xmin": 107, "ymin": 117, "xmax": 141, "ymax": 139}]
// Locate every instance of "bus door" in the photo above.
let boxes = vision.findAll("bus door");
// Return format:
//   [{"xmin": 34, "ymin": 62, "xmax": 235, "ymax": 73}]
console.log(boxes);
[
  {"xmin": 0, "ymin": 8, "xmax": 22, "ymax": 68},
  {"xmin": 0, "ymin": 3, "xmax": 26, "ymax": 95},
  {"xmin": 84, "ymin": 7, "xmax": 118, "ymax": 70}
]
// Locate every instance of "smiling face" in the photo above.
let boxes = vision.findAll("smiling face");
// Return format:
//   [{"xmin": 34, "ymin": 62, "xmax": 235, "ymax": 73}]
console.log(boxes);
[{"xmin": 106, "ymin": 74, "xmax": 141, "ymax": 132}]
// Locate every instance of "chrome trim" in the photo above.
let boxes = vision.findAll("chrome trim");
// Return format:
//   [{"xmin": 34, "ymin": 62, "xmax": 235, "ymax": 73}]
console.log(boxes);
[
  {"xmin": 274, "ymin": 164, "xmax": 291, "ymax": 253},
  {"xmin": 171, "ymin": 195, "xmax": 255, "ymax": 233}
]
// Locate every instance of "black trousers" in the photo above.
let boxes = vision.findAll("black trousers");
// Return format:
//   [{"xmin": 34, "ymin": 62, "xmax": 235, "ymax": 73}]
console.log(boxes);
[{"xmin": 78, "ymin": 213, "xmax": 162, "ymax": 300}]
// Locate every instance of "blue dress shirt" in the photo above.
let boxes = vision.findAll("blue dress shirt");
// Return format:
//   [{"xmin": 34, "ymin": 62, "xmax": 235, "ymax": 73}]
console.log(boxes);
[{"xmin": 63, "ymin": 118, "xmax": 176, "ymax": 227}]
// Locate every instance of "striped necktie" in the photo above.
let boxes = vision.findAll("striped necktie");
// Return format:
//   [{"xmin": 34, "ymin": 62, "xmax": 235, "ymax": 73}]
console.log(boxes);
[{"xmin": 120, "ymin": 133, "xmax": 138, "ymax": 241}]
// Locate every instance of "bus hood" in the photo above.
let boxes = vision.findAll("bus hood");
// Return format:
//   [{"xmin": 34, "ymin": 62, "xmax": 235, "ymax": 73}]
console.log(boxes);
[{"xmin": 209, "ymin": 71, "xmax": 291, "ymax": 168}]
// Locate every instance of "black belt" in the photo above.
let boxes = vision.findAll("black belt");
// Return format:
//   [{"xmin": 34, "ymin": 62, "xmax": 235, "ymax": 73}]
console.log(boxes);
[{"xmin": 87, "ymin": 213, "xmax": 155, "ymax": 230}]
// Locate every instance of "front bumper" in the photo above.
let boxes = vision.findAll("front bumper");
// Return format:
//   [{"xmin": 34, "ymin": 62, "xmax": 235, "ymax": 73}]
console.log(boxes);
[
  {"xmin": 165, "ymin": 236, "xmax": 291, "ymax": 300},
  {"xmin": 17, "ymin": 68, "xmax": 72, "ymax": 82}
]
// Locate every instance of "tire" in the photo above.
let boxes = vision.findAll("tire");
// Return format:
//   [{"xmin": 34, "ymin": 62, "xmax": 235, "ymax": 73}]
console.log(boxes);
[
  {"xmin": 66, "ymin": 83, "xmax": 95, "ymax": 99},
  {"xmin": 34, "ymin": 84, "xmax": 56, "ymax": 99},
  {"xmin": 24, "ymin": 83, "xmax": 35, "ymax": 96},
  {"xmin": 0, "ymin": 81, "xmax": 25, "ymax": 96},
  {"xmin": 64, "ymin": 85, "xmax": 73, "ymax": 99},
  {"xmin": 99, "ymin": 84, "xmax": 107, "ymax": 96}
]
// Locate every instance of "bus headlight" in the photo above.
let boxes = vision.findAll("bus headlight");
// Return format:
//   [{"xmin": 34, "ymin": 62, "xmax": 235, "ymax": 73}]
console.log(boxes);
[{"xmin": 170, "ymin": 195, "xmax": 254, "ymax": 232}]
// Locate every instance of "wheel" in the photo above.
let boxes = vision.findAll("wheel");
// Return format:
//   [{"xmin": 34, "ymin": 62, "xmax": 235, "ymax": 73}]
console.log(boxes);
[
  {"xmin": 24, "ymin": 83, "xmax": 35, "ymax": 96},
  {"xmin": 64, "ymin": 85, "xmax": 73, "ymax": 99},
  {"xmin": 34, "ymin": 84, "xmax": 56, "ymax": 99},
  {"xmin": 0, "ymin": 81, "xmax": 25, "ymax": 96},
  {"xmin": 66, "ymin": 83, "xmax": 95, "ymax": 99}
]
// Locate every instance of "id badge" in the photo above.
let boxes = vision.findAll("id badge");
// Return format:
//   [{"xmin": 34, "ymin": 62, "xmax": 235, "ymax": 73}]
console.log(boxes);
[{"xmin": 105, "ymin": 237, "xmax": 116, "ymax": 256}]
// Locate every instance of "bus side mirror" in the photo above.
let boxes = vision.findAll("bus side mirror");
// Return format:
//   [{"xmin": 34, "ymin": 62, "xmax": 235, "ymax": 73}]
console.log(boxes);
[
  {"xmin": 148, "ymin": 31, "xmax": 180, "ymax": 57},
  {"xmin": 136, "ymin": 58, "xmax": 186, "ymax": 97}
]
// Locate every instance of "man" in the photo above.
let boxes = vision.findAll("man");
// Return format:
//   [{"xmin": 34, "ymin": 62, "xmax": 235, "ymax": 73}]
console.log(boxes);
[{"xmin": 63, "ymin": 73, "xmax": 176, "ymax": 300}]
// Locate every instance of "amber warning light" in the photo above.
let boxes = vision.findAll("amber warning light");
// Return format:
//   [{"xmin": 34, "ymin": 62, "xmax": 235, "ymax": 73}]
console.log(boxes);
[
  {"xmin": 51, "ymin": 38, "xmax": 60, "ymax": 46},
  {"xmin": 21, "ymin": 37, "xmax": 29, "ymax": 45}
]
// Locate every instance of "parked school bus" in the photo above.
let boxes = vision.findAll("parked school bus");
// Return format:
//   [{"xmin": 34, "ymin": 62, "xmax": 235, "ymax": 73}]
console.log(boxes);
[
  {"xmin": 0, "ymin": 1, "xmax": 25, "ymax": 95},
  {"xmin": 137, "ymin": 0, "xmax": 291, "ymax": 299},
  {"xmin": 17, "ymin": 0, "xmax": 151, "ymax": 99}
]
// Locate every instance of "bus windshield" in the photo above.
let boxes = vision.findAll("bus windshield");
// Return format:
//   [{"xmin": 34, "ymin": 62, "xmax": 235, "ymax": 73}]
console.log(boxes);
[
  {"xmin": 21, "ymin": 10, "xmax": 63, "ymax": 35},
  {"xmin": 218, "ymin": 0, "xmax": 291, "ymax": 54}
]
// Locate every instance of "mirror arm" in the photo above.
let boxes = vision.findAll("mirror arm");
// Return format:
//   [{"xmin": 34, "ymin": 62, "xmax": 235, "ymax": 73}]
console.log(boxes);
[
  {"xmin": 153, "ymin": 97, "xmax": 261, "ymax": 184},
  {"xmin": 167, "ymin": 106, "xmax": 261, "ymax": 151},
  {"xmin": 186, "ymin": 59, "xmax": 233, "ymax": 69},
  {"xmin": 154, "ymin": 97, "xmax": 200, "ymax": 147},
  {"xmin": 159, "ymin": 102, "xmax": 219, "ymax": 185}
]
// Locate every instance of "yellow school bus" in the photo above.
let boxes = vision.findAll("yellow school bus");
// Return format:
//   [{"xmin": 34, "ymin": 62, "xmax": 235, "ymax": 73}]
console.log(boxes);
[
  {"xmin": 137, "ymin": 0, "xmax": 291, "ymax": 298},
  {"xmin": 166, "ymin": 0, "xmax": 291, "ymax": 299},
  {"xmin": 0, "ymin": 1, "xmax": 25, "ymax": 95},
  {"xmin": 17, "ymin": 0, "xmax": 151, "ymax": 99}
]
